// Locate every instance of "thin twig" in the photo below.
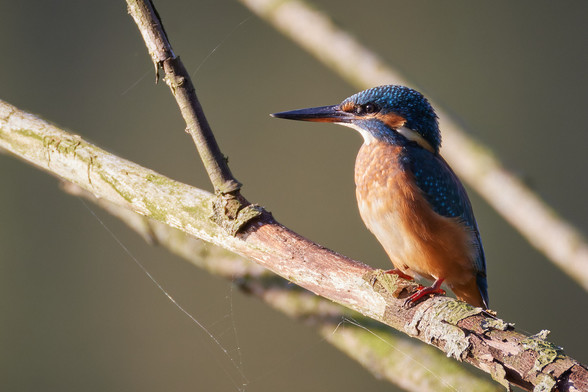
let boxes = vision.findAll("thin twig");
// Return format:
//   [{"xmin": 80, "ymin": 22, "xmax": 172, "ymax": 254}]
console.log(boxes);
[
  {"xmin": 236, "ymin": 0, "xmax": 588, "ymax": 291},
  {"xmin": 1, "ymin": 100, "xmax": 586, "ymax": 391},
  {"xmin": 126, "ymin": 0, "xmax": 241, "ymax": 194}
]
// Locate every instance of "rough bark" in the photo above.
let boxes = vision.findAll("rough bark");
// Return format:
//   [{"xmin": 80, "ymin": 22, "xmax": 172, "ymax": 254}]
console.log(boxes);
[{"xmin": 64, "ymin": 182, "xmax": 500, "ymax": 392}]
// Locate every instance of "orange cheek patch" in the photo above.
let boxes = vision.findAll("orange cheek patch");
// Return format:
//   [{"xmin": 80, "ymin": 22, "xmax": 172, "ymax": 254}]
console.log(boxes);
[
  {"xmin": 340, "ymin": 101, "xmax": 355, "ymax": 112},
  {"xmin": 374, "ymin": 113, "xmax": 406, "ymax": 129}
]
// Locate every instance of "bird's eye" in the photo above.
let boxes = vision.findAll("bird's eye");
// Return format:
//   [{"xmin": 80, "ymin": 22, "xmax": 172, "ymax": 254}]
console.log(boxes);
[
  {"xmin": 364, "ymin": 103, "xmax": 377, "ymax": 114},
  {"xmin": 355, "ymin": 103, "xmax": 378, "ymax": 115}
]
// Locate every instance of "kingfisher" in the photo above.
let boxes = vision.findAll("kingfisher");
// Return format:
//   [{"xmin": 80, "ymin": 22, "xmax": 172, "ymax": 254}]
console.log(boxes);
[{"xmin": 271, "ymin": 85, "xmax": 488, "ymax": 309}]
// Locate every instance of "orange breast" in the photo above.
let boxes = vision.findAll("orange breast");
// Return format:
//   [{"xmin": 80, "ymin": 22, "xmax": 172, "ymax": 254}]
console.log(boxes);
[{"xmin": 354, "ymin": 142, "xmax": 477, "ymax": 290}]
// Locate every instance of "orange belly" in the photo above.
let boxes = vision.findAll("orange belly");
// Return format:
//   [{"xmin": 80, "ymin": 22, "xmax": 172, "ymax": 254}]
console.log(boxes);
[{"xmin": 355, "ymin": 142, "xmax": 480, "ymax": 304}]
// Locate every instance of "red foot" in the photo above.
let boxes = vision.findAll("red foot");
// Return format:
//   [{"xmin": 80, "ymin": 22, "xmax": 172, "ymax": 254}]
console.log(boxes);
[
  {"xmin": 404, "ymin": 278, "xmax": 445, "ymax": 307},
  {"xmin": 385, "ymin": 269, "xmax": 414, "ymax": 281}
]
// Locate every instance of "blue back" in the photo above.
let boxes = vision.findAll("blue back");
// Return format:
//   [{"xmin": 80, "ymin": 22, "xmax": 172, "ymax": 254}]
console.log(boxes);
[{"xmin": 402, "ymin": 144, "xmax": 489, "ymax": 306}]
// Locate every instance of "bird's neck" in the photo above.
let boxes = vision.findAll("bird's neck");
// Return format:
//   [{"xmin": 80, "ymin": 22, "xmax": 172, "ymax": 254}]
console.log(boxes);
[
  {"xmin": 341, "ymin": 120, "xmax": 407, "ymax": 145},
  {"xmin": 396, "ymin": 126, "xmax": 435, "ymax": 153},
  {"xmin": 344, "ymin": 120, "xmax": 436, "ymax": 153}
]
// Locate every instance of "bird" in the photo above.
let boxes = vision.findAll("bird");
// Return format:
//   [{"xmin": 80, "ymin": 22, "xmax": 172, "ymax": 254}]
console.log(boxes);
[{"xmin": 271, "ymin": 85, "xmax": 488, "ymax": 309}]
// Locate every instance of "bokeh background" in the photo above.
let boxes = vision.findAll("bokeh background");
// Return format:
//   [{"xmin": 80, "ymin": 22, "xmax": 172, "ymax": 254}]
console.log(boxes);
[{"xmin": 1, "ymin": 1, "xmax": 587, "ymax": 391}]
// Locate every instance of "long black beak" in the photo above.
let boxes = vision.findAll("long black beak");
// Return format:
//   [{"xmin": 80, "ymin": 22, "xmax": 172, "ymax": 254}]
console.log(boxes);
[{"xmin": 271, "ymin": 105, "xmax": 354, "ymax": 123}]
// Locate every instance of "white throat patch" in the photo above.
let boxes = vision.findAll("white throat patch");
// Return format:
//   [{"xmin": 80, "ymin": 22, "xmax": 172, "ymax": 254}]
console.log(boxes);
[
  {"xmin": 396, "ymin": 126, "xmax": 435, "ymax": 153},
  {"xmin": 337, "ymin": 122, "xmax": 434, "ymax": 152},
  {"xmin": 337, "ymin": 122, "xmax": 377, "ymax": 144}
]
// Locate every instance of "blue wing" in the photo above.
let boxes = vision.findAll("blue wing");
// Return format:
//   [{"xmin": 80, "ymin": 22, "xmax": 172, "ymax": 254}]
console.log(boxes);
[{"xmin": 402, "ymin": 146, "xmax": 488, "ymax": 307}]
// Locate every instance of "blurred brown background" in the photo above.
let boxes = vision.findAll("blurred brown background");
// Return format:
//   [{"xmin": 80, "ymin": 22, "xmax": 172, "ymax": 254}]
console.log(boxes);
[{"xmin": 1, "ymin": 1, "xmax": 587, "ymax": 391}]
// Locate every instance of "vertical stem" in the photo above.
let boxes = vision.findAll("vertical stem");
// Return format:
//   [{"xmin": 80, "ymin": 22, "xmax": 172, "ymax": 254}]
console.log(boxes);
[{"xmin": 127, "ymin": 0, "xmax": 242, "ymax": 194}]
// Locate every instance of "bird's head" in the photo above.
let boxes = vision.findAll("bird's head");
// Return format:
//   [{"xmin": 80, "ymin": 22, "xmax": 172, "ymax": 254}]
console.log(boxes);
[{"xmin": 272, "ymin": 85, "xmax": 440, "ymax": 153}]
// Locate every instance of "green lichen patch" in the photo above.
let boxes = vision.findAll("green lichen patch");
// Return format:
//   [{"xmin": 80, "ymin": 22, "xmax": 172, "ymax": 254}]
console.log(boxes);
[
  {"xmin": 13, "ymin": 127, "xmax": 44, "ymax": 142},
  {"xmin": 481, "ymin": 318, "xmax": 514, "ymax": 332},
  {"xmin": 522, "ymin": 331, "xmax": 565, "ymax": 373},
  {"xmin": 183, "ymin": 202, "xmax": 216, "ymax": 223},
  {"xmin": 43, "ymin": 134, "xmax": 83, "ymax": 155},
  {"xmin": 362, "ymin": 269, "xmax": 414, "ymax": 299},
  {"xmin": 435, "ymin": 300, "xmax": 483, "ymax": 326},
  {"xmin": 145, "ymin": 173, "xmax": 176, "ymax": 186}
]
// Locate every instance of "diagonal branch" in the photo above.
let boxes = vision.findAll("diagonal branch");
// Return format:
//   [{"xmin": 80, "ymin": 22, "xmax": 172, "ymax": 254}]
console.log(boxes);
[
  {"xmin": 1, "ymin": 100, "xmax": 586, "ymax": 391},
  {"xmin": 63, "ymin": 182, "xmax": 501, "ymax": 392},
  {"xmin": 236, "ymin": 0, "xmax": 588, "ymax": 291}
]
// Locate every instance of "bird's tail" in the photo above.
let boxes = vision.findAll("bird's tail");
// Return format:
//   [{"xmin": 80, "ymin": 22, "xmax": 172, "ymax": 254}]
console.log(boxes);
[{"xmin": 451, "ymin": 278, "xmax": 488, "ymax": 309}]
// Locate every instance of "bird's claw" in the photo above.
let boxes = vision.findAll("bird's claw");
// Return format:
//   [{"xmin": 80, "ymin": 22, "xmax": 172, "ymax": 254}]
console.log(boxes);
[
  {"xmin": 403, "ymin": 285, "xmax": 446, "ymax": 308},
  {"xmin": 384, "ymin": 269, "xmax": 414, "ymax": 281}
]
